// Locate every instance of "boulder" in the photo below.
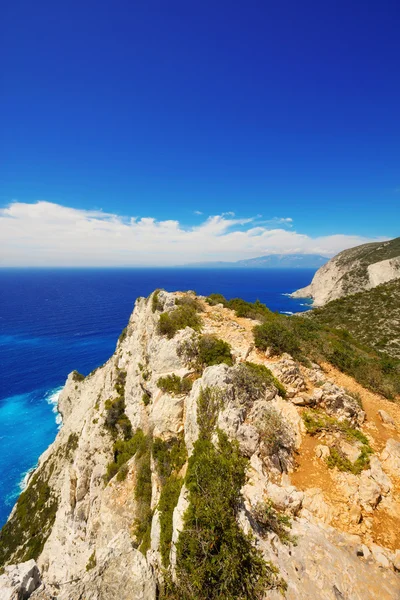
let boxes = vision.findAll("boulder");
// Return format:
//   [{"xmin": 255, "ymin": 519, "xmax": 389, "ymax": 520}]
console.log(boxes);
[
  {"xmin": 0, "ymin": 560, "xmax": 41, "ymax": 600},
  {"xmin": 369, "ymin": 456, "xmax": 391, "ymax": 494},
  {"xmin": 380, "ymin": 439, "xmax": 400, "ymax": 477},
  {"xmin": 378, "ymin": 410, "xmax": 396, "ymax": 428},
  {"xmin": 358, "ymin": 473, "xmax": 381, "ymax": 512}
]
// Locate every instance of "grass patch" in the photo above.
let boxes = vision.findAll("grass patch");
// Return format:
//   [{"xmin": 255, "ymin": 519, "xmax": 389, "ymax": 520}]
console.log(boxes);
[{"xmin": 152, "ymin": 289, "xmax": 164, "ymax": 313}]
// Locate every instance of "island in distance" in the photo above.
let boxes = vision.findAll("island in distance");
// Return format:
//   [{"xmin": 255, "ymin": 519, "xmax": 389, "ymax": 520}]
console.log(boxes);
[{"xmin": 184, "ymin": 253, "xmax": 329, "ymax": 269}]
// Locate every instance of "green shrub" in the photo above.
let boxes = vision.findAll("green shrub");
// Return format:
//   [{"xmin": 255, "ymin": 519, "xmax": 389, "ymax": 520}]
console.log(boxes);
[
  {"xmin": 206, "ymin": 294, "xmax": 273, "ymax": 321},
  {"xmin": 72, "ymin": 370, "xmax": 85, "ymax": 382},
  {"xmin": 252, "ymin": 500, "xmax": 295, "ymax": 545},
  {"xmin": 229, "ymin": 362, "xmax": 286, "ymax": 403},
  {"xmin": 158, "ymin": 305, "xmax": 202, "ymax": 339},
  {"xmin": 86, "ymin": 551, "xmax": 96, "ymax": 571},
  {"xmin": 105, "ymin": 429, "xmax": 148, "ymax": 482},
  {"xmin": 65, "ymin": 432, "xmax": 79, "ymax": 459},
  {"xmin": 0, "ymin": 465, "xmax": 58, "ymax": 564},
  {"xmin": 132, "ymin": 438, "xmax": 153, "ymax": 554},
  {"xmin": 253, "ymin": 320, "xmax": 300, "ymax": 357},
  {"xmin": 152, "ymin": 289, "xmax": 164, "ymax": 313},
  {"xmin": 302, "ymin": 410, "xmax": 373, "ymax": 474},
  {"xmin": 142, "ymin": 391, "xmax": 151, "ymax": 406},
  {"xmin": 152, "ymin": 436, "xmax": 187, "ymax": 481},
  {"xmin": 258, "ymin": 407, "xmax": 294, "ymax": 470},
  {"xmin": 197, "ymin": 335, "xmax": 233, "ymax": 367},
  {"xmin": 165, "ymin": 430, "xmax": 285, "ymax": 599},
  {"xmin": 175, "ymin": 296, "xmax": 204, "ymax": 311},
  {"xmin": 158, "ymin": 475, "xmax": 183, "ymax": 566},
  {"xmin": 157, "ymin": 374, "xmax": 193, "ymax": 396},
  {"xmin": 118, "ymin": 327, "xmax": 128, "ymax": 344},
  {"xmin": 197, "ymin": 386, "xmax": 223, "ymax": 439}
]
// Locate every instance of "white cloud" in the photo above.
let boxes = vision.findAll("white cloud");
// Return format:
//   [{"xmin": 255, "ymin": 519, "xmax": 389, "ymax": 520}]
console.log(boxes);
[
  {"xmin": 0, "ymin": 201, "xmax": 383, "ymax": 267},
  {"xmin": 194, "ymin": 210, "xmax": 203, "ymax": 215}
]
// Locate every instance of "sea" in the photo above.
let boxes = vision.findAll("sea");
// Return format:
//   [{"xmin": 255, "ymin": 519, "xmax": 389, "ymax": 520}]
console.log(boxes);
[{"xmin": 0, "ymin": 268, "xmax": 314, "ymax": 527}]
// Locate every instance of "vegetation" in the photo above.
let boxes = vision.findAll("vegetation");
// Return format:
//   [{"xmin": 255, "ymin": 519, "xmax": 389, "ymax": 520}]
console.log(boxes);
[
  {"xmin": 163, "ymin": 428, "xmax": 285, "ymax": 599},
  {"xmin": 333, "ymin": 236, "xmax": 400, "ymax": 296},
  {"xmin": 175, "ymin": 295, "xmax": 204, "ymax": 312},
  {"xmin": 257, "ymin": 407, "xmax": 295, "ymax": 471},
  {"xmin": 86, "ymin": 551, "xmax": 96, "ymax": 571},
  {"xmin": 254, "ymin": 319, "xmax": 301, "ymax": 358},
  {"xmin": 65, "ymin": 432, "xmax": 79, "ymax": 459},
  {"xmin": 158, "ymin": 475, "xmax": 183, "ymax": 566},
  {"xmin": 160, "ymin": 383, "xmax": 285, "ymax": 599},
  {"xmin": 157, "ymin": 374, "xmax": 193, "ymax": 396},
  {"xmin": 152, "ymin": 289, "xmax": 164, "ymax": 313},
  {"xmin": 178, "ymin": 334, "xmax": 233, "ymax": 370},
  {"xmin": 229, "ymin": 361, "xmax": 286, "ymax": 402},
  {"xmin": 206, "ymin": 290, "xmax": 400, "ymax": 399},
  {"xmin": 206, "ymin": 294, "xmax": 273, "ymax": 321},
  {"xmin": 158, "ymin": 304, "xmax": 202, "ymax": 338},
  {"xmin": 302, "ymin": 410, "xmax": 373, "ymax": 474},
  {"xmin": 71, "ymin": 370, "xmax": 85, "ymax": 382},
  {"xmin": 104, "ymin": 369, "xmax": 132, "ymax": 439},
  {"xmin": 308, "ymin": 280, "xmax": 400, "ymax": 359},
  {"xmin": 253, "ymin": 500, "xmax": 295, "ymax": 546},
  {"xmin": 0, "ymin": 465, "xmax": 58, "ymax": 565},
  {"xmin": 142, "ymin": 391, "xmax": 151, "ymax": 406},
  {"xmin": 118, "ymin": 327, "xmax": 128, "ymax": 345},
  {"xmin": 152, "ymin": 436, "xmax": 187, "ymax": 481},
  {"xmin": 105, "ymin": 429, "xmax": 148, "ymax": 483},
  {"xmin": 133, "ymin": 435, "xmax": 153, "ymax": 554},
  {"xmin": 153, "ymin": 435, "xmax": 187, "ymax": 566}
]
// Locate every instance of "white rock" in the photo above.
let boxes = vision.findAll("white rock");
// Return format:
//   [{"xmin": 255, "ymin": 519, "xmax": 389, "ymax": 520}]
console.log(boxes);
[{"xmin": 378, "ymin": 409, "xmax": 396, "ymax": 428}]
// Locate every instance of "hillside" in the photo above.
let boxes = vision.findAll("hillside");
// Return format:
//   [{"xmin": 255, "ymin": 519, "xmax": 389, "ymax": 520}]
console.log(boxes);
[
  {"xmin": 1, "ymin": 291, "xmax": 400, "ymax": 600},
  {"xmin": 307, "ymin": 279, "xmax": 400, "ymax": 359},
  {"xmin": 292, "ymin": 237, "xmax": 400, "ymax": 305}
]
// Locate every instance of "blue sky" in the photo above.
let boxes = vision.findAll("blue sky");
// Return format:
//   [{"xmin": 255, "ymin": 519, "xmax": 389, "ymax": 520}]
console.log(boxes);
[{"xmin": 1, "ymin": 0, "xmax": 399, "ymax": 265}]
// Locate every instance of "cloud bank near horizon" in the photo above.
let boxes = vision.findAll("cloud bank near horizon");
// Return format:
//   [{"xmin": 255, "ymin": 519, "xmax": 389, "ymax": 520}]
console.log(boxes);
[{"xmin": 0, "ymin": 201, "xmax": 381, "ymax": 267}]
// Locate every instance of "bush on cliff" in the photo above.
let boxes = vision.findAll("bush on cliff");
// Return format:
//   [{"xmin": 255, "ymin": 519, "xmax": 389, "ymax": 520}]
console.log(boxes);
[{"xmin": 158, "ymin": 304, "xmax": 202, "ymax": 338}]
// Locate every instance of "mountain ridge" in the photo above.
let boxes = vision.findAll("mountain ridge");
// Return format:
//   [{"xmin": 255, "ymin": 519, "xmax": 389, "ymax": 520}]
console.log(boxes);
[{"xmin": 184, "ymin": 253, "xmax": 328, "ymax": 269}]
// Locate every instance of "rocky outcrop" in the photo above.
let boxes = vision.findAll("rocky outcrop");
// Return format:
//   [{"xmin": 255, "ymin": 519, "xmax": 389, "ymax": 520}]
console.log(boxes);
[
  {"xmin": 0, "ymin": 560, "xmax": 41, "ymax": 599},
  {"xmin": 292, "ymin": 237, "xmax": 400, "ymax": 305},
  {"xmin": 1, "ymin": 290, "xmax": 400, "ymax": 599}
]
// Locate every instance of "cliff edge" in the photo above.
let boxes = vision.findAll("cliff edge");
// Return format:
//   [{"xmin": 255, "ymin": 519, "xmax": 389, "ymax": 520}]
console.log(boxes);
[
  {"xmin": 1, "ymin": 290, "xmax": 400, "ymax": 600},
  {"xmin": 292, "ymin": 237, "xmax": 400, "ymax": 305}
]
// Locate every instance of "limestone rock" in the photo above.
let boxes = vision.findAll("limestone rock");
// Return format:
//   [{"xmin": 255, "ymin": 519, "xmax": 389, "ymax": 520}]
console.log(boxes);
[
  {"xmin": 378, "ymin": 409, "xmax": 396, "ymax": 428},
  {"xmin": 0, "ymin": 560, "xmax": 41, "ymax": 600},
  {"xmin": 369, "ymin": 456, "xmax": 391, "ymax": 494},
  {"xmin": 358, "ymin": 472, "xmax": 381, "ymax": 512},
  {"xmin": 380, "ymin": 438, "xmax": 400, "ymax": 476}
]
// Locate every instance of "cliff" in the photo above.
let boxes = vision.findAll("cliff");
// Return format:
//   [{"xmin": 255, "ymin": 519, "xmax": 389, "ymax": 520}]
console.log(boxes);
[
  {"xmin": 292, "ymin": 237, "xmax": 400, "ymax": 305},
  {"xmin": 1, "ymin": 290, "xmax": 400, "ymax": 599}
]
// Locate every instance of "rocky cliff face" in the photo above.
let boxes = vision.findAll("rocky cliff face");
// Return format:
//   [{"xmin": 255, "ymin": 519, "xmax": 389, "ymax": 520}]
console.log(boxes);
[
  {"xmin": 1, "ymin": 290, "xmax": 400, "ymax": 600},
  {"xmin": 292, "ymin": 237, "xmax": 400, "ymax": 305}
]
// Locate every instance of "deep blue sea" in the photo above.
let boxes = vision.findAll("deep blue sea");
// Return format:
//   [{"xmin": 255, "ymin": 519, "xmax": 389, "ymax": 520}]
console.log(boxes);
[{"xmin": 0, "ymin": 268, "xmax": 314, "ymax": 526}]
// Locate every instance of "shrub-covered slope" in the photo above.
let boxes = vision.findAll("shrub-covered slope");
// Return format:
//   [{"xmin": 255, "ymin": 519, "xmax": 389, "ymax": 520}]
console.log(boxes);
[{"xmin": 308, "ymin": 279, "xmax": 400, "ymax": 359}]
